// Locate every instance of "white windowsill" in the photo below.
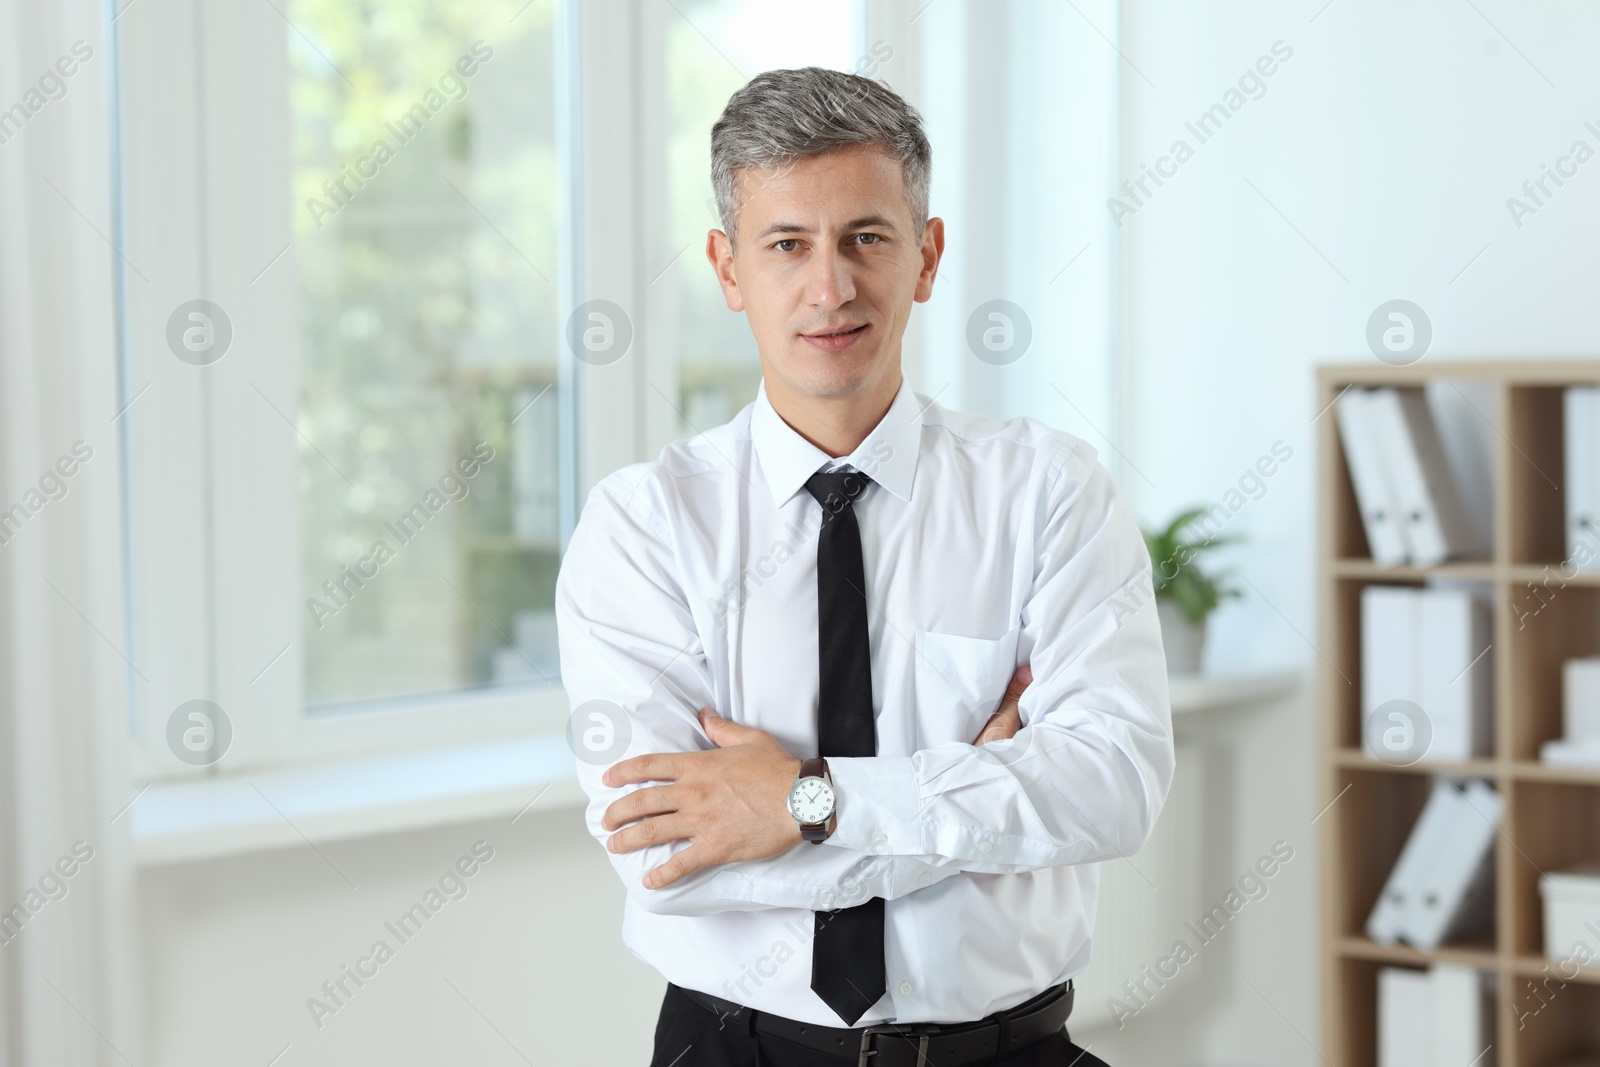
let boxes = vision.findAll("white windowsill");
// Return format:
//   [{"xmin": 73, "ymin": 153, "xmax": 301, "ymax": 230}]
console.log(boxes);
[
  {"xmin": 1169, "ymin": 668, "xmax": 1302, "ymax": 715},
  {"xmin": 130, "ymin": 733, "xmax": 586, "ymax": 868},
  {"xmin": 130, "ymin": 669, "xmax": 1302, "ymax": 868}
]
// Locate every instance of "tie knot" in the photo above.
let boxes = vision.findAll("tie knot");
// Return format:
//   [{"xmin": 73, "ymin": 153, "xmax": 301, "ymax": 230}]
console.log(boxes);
[{"xmin": 805, "ymin": 467, "xmax": 873, "ymax": 519}]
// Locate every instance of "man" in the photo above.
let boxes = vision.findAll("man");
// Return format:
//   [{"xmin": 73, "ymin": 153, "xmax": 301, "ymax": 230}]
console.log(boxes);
[{"xmin": 555, "ymin": 67, "xmax": 1172, "ymax": 1067}]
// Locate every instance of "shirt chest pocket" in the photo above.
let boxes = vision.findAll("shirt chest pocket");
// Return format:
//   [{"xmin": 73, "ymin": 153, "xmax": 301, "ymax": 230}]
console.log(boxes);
[{"xmin": 913, "ymin": 625, "xmax": 1021, "ymax": 748}]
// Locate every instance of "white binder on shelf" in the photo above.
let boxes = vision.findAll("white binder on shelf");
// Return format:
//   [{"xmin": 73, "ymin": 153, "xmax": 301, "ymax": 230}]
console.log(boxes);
[
  {"xmin": 1565, "ymin": 386, "xmax": 1599, "ymax": 571},
  {"xmin": 1336, "ymin": 387, "xmax": 1411, "ymax": 566},
  {"xmin": 1541, "ymin": 737, "xmax": 1600, "ymax": 768},
  {"xmin": 1362, "ymin": 586, "xmax": 1417, "ymax": 761},
  {"xmin": 1379, "ymin": 967, "xmax": 1433, "ymax": 1067},
  {"xmin": 1430, "ymin": 962, "xmax": 1493, "ymax": 1067},
  {"xmin": 1367, "ymin": 777, "xmax": 1458, "ymax": 945},
  {"xmin": 1379, "ymin": 963, "xmax": 1493, "ymax": 1067},
  {"xmin": 1367, "ymin": 387, "xmax": 1486, "ymax": 566},
  {"xmin": 1563, "ymin": 656, "xmax": 1600, "ymax": 743},
  {"xmin": 1417, "ymin": 590, "xmax": 1493, "ymax": 762},
  {"xmin": 1362, "ymin": 587, "xmax": 1492, "ymax": 764},
  {"xmin": 1407, "ymin": 779, "xmax": 1501, "ymax": 951}
]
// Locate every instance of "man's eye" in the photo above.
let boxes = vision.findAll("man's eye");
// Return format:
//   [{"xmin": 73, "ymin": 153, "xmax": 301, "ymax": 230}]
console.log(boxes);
[
  {"xmin": 774, "ymin": 239, "xmax": 799, "ymax": 252},
  {"xmin": 855, "ymin": 233, "xmax": 883, "ymax": 245}
]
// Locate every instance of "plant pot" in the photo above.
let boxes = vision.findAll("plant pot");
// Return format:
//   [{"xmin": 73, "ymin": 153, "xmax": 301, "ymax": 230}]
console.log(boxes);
[{"xmin": 1157, "ymin": 597, "xmax": 1206, "ymax": 676}]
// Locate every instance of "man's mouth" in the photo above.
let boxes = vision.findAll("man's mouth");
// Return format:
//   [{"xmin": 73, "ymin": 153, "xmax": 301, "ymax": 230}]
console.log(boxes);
[{"xmin": 800, "ymin": 323, "xmax": 870, "ymax": 351}]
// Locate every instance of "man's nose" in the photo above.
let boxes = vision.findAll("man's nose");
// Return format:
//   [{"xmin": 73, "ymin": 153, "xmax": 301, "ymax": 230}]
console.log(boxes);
[{"xmin": 804, "ymin": 244, "xmax": 856, "ymax": 308}]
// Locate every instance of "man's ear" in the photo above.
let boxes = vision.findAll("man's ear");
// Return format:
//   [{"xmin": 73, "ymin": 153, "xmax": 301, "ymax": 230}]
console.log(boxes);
[
  {"xmin": 913, "ymin": 216, "xmax": 945, "ymax": 303},
  {"xmin": 706, "ymin": 229, "xmax": 745, "ymax": 312}
]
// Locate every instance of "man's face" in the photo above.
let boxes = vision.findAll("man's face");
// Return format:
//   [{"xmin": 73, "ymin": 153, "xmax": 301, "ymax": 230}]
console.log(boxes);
[{"xmin": 706, "ymin": 145, "xmax": 942, "ymax": 401}]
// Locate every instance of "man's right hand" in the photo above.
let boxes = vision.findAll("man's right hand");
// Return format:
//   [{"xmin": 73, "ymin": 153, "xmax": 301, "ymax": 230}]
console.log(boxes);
[{"xmin": 972, "ymin": 665, "xmax": 1032, "ymax": 746}]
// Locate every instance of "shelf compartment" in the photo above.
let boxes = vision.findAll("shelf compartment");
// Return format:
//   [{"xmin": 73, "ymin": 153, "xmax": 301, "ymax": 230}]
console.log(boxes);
[
  {"xmin": 1328, "ymin": 958, "xmax": 1503, "ymax": 1066},
  {"xmin": 1508, "ymin": 979, "xmax": 1600, "ymax": 1067},
  {"xmin": 1325, "ymin": 766, "xmax": 1499, "ymax": 950},
  {"xmin": 1506, "ymin": 780, "xmax": 1600, "ymax": 960},
  {"xmin": 1331, "ymin": 575, "xmax": 1430, "ymax": 752},
  {"xmin": 1332, "ymin": 573, "xmax": 1497, "ymax": 759},
  {"xmin": 1507, "ymin": 385, "xmax": 1574, "ymax": 567},
  {"xmin": 1506, "ymin": 583, "xmax": 1600, "ymax": 762},
  {"xmin": 1322, "ymin": 377, "xmax": 1500, "ymax": 567}
]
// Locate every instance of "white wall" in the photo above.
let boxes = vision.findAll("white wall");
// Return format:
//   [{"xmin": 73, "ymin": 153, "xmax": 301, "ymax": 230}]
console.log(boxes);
[
  {"xmin": 1119, "ymin": 0, "xmax": 1600, "ymax": 679},
  {"xmin": 139, "ymin": 806, "xmax": 660, "ymax": 1066}
]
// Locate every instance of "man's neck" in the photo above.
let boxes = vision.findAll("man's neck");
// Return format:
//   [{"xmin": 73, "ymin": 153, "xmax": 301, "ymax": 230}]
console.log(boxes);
[{"xmin": 765, "ymin": 370, "xmax": 901, "ymax": 459}]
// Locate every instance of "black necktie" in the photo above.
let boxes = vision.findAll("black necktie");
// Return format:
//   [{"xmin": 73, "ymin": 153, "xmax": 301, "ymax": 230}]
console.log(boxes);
[{"xmin": 803, "ymin": 466, "xmax": 886, "ymax": 1026}]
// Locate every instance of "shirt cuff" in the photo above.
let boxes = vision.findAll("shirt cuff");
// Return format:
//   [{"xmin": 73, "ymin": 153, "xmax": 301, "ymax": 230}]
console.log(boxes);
[{"xmin": 823, "ymin": 755, "xmax": 921, "ymax": 855}]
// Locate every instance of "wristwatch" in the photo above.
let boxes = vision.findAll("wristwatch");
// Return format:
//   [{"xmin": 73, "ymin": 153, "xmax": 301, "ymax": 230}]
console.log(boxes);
[{"xmin": 786, "ymin": 757, "xmax": 837, "ymax": 843}]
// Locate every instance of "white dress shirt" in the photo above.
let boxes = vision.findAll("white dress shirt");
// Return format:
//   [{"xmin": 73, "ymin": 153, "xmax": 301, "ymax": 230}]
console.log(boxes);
[{"xmin": 554, "ymin": 374, "xmax": 1174, "ymax": 1026}]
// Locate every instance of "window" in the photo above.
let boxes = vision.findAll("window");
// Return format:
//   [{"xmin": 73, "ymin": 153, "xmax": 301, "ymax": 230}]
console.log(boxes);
[{"xmin": 117, "ymin": 0, "xmax": 574, "ymax": 776}]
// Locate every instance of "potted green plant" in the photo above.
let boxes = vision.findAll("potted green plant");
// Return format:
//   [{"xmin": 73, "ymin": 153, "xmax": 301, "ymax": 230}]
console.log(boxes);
[{"xmin": 1142, "ymin": 506, "xmax": 1245, "ymax": 675}]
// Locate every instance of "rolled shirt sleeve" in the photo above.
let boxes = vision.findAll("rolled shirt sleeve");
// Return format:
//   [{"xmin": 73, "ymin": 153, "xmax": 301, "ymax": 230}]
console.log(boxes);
[
  {"xmin": 821, "ymin": 445, "xmax": 1176, "ymax": 874},
  {"xmin": 556, "ymin": 465, "xmax": 963, "ymax": 917}
]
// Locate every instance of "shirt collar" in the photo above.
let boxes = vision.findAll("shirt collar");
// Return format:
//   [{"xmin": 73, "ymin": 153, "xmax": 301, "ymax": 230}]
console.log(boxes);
[{"xmin": 750, "ymin": 375, "xmax": 923, "ymax": 509}]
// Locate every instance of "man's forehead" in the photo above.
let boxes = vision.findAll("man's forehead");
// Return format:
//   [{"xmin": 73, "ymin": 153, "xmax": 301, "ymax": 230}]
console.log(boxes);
[{"xmin": 736, "ymin": 147, "xmax": 907, "ymax": 228}]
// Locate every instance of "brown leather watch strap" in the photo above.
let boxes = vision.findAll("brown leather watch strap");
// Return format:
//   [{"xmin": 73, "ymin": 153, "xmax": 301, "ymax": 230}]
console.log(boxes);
[{"xmin": 795, "ymin": 757, "xmax": 833, "ymax": 843}]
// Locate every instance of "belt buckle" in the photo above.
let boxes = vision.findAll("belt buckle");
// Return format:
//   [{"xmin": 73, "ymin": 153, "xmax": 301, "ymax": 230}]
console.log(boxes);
[{"xmin": 858, "ymin": 1023, "xmax": 938, "ymax": 1067}]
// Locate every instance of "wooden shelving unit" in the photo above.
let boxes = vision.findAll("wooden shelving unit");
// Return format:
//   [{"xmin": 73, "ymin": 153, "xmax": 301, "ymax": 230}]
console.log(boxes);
[{"xmin": 1318, "ymin": 360, "xmax": 1600, "ymax": 1067}]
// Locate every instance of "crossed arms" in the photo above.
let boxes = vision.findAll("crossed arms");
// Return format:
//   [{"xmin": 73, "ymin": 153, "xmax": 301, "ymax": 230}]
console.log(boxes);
[{"xmin": 552, "ymin": 444, "xmax": 1175, "ymax": 918}]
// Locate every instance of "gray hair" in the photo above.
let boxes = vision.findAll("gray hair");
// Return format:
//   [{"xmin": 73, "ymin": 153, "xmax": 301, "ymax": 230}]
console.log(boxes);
[{"xmin": 710, "ymin": 66, "xmax": 931, "ymax": 250}]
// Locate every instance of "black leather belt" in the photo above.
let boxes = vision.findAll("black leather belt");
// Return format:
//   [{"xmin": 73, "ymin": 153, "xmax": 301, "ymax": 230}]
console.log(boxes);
[{"xmin": 675, "ymin": 979, "xmax": 1074, "ymax": 1066}]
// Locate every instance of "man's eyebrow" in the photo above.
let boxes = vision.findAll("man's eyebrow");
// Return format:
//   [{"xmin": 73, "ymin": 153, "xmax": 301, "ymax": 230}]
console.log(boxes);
[{"xmin": 753, "ymin": 215, "xmax": 900, "ymax": 240}]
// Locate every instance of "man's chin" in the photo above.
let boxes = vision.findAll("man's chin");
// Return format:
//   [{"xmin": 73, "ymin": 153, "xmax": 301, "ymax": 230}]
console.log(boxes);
[{"xmin": 778, "ymin": 349, "xmax": 884, "ymax": 398}]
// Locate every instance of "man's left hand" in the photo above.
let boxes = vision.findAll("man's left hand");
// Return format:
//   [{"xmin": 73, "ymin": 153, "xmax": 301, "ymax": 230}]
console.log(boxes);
[{"xmin": 600, "ymin": 708, "xmax": 803, "ymax": 889}]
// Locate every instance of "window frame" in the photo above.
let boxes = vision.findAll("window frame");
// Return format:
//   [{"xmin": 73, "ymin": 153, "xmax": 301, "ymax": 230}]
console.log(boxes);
[{"xmin": 117, "ymin": 0, "xmax": 593, "ymax": 781}]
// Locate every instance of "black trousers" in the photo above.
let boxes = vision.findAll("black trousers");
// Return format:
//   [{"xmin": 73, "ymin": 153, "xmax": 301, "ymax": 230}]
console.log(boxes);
[{"xmin": 649, "ymin": 982, "xmax": 1113, "ymax": 1067}]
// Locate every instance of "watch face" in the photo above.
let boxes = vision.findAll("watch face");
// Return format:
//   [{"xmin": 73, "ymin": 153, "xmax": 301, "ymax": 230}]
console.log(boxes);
[{"xmin": 788, "ymin": 776, "xmax": 835, "ymax": 824}]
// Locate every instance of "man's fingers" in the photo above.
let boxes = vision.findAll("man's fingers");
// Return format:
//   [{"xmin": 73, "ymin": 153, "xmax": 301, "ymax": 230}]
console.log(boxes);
[
  {"xmin": 601, "ymin": 783, "xmax": 679, "ymax": 832},
  {"xmin": 1001, "ymin": 664, "xmax": 1032, "ymax": 706},
  {"xmin": 603, "ymin": 750, "xmax": 684, "ymax": 788},
  {"xmin": 643, "ymin": 841, "xmax": 717, "ymax": 889},
  {"xmin": 973, "ymin": 710, "xmax": 1019, "ymax": 745},
  {"xmin": 699, "ymin": 705, "xmax": 765, "ymax": 747},
  {"xmin": 607, "ymin": 811, "xmax": 693, "ymax": 856}
]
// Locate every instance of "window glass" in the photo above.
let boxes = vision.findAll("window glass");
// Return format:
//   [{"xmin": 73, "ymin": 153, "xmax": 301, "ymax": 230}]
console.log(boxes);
[{"xmin": 288, "ymin": 0, "xmax": 562, "ymax": 707}]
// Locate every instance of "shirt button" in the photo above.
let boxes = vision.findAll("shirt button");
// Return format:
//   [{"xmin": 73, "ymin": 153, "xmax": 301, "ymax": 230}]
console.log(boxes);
[
  {"xmin": 821, "ymin": 891, "xmax": 836, "ymax": 907},
  {"xmin": 899, "ymin": 981, "xmax": 913, "ymax": 996},
  {"xmin": 917, "ymin": 870, "xmax": 932, "ymax": 885},
  {"xmin": 872, "ymin": 831, "xmax": 888, "ymax": 847},
  {"xmin": 978, "ymin": 841, "xmax": 993, "ymax": 854}
]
